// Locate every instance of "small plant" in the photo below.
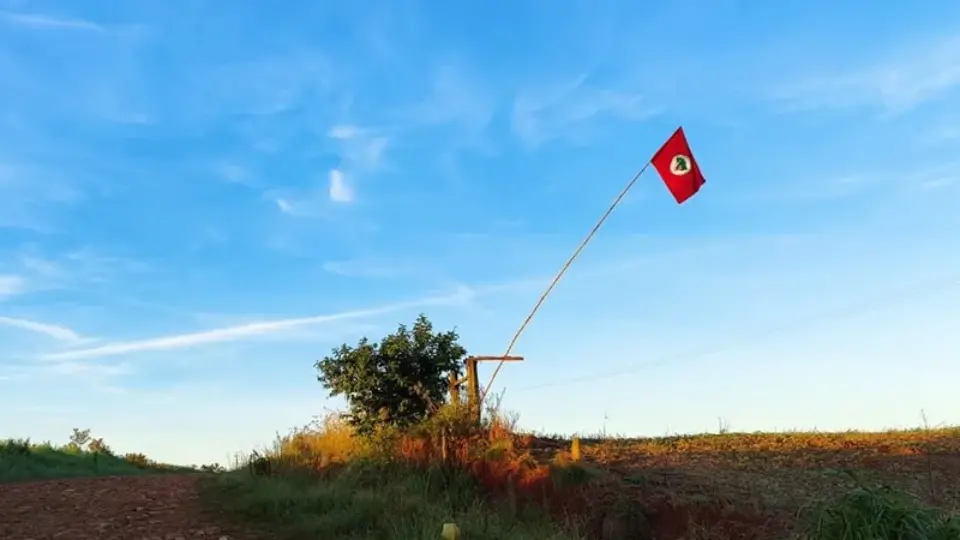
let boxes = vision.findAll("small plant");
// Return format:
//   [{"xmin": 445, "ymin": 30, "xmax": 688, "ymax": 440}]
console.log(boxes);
[
  {"xmin": 88, "ymin": 437, "xmax": 113, "ymax": 456},
  {"xmin": 200, "ymin": 462, "xmax": 226, "ymax": 473},
  {"xmin": 247, "ymin": 450, "xmax": 273, "ymax": 477},
  {"xmin": 68, "ymin": 428, "xmax": 92, "ymax": 449},
  {"xmin": 123, "ymin": 452, "xmax": 152, "ymax": 468}
]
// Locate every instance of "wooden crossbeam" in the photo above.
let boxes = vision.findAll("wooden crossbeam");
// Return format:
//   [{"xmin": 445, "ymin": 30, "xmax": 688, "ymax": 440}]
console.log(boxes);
[
  {"xmin": 467, "ymin": 355, "xmax": 524, "ymax": 363},
  {"xmin": 456, "ymin": 355, "xmax": 525, "ymax": 423}
]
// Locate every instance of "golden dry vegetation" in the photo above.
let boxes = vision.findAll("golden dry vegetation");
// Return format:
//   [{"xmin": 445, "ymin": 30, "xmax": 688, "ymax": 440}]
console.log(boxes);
[{"xmin": 217, "ymin": 409, "xmax": 960, "ymax": 539}]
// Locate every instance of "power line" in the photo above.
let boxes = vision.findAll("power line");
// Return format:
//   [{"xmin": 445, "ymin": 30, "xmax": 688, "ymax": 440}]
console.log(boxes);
[{"xmin": 505, "ymin": 272, "xmax": 960, "ymax": 394}]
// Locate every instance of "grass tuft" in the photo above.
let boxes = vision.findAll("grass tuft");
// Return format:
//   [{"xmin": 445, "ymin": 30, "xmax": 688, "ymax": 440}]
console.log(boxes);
[{"xmin": 800, "ymin": 471, "xmax": 960, "ymax": 540}]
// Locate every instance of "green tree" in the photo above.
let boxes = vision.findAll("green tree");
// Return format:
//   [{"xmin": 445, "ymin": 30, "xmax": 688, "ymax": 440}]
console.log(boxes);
[
  {"xmin": 315, "ymin": 314, "xmax": 467, "ymax": 435},
  {"xmin": 66, "ymin": 428, "xmax": 92, "ymax": 452}
]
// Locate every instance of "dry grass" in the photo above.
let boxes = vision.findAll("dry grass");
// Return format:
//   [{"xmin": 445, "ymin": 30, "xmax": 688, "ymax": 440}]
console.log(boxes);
[
  {"xmin": 207, "ymin": 405, "xmax": 603, "ymax": 539},
  {"xmin": 208, "ymin": 410, "xmax": 960, "ymax": 540}
]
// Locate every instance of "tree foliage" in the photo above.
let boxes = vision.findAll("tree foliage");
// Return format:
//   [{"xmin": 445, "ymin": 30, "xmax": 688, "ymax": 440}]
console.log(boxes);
[{"xmin": 315, "ymin": 314, "xmax": 467, "ymax": 435}]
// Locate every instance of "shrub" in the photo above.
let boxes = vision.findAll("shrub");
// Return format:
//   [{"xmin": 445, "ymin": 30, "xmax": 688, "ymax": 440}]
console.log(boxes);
[
  {"xmin": 123, "ymin": 452, "xmax": 152, "ymax": 468},
  {"xmin": 88, "ymin": 437, "xmax": 114, "ymax": 456},
  {"xmin": 314, "ymin": 314, "xmax": 467, "ymax": 436},
  {"xmin": 0, "ymin": 438, "xmax": 31, "ymax": 456}
]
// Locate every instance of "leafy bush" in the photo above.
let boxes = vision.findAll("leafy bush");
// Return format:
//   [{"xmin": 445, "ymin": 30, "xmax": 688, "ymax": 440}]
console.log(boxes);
[
  {"xmin": 200, "ymin": 463, "xmax": 226, "ymax": 473},
  {"xmin": 315, "ymin": 314, "xmax": 467, "ymax": 436}
]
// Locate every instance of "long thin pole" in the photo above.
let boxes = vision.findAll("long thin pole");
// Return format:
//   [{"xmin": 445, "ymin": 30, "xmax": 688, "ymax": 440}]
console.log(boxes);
[{"xmin": 480, "ymin": 161, "xmax": 653, "ymax": 403}]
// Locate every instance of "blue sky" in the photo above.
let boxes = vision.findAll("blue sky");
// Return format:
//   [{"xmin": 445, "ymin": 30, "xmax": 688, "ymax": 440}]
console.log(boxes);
[{"xmin": 2, "ymin": 0, "xmax": 959, "ymax": 465}]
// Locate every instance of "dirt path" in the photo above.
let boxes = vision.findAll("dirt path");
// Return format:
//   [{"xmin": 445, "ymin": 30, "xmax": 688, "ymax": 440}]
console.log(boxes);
[{"xmin": 0, "ymin": 474, "xmax": 255, "ymax": 540}]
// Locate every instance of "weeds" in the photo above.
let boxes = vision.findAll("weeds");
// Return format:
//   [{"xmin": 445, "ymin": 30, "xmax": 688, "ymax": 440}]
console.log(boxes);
[
  {"xmin": 203, "ymin": 404, "xmax": 595, "ymax": 539},
  {"xmin": 800, "ymin": 472, "xmax": 960, "ymax": 540}
]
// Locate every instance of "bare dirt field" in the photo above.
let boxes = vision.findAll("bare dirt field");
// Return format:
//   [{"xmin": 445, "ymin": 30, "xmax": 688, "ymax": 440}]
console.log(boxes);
[
  {"xmin": 0, "ymin": 474, "xmax": 255, "ymax": 540},
  {"xmin": 531, "ymin": 428, "xmax": 960, "ymax": 538}
]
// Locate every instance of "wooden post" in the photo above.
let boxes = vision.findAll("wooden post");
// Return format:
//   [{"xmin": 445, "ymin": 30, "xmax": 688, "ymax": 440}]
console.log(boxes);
[
  {"xmin": 448, "ymin": 371, "xmax": 462, "ymax": 405},
  {"xmin": 466, "ymin": 357, "xmax": 480, "ymax": 423},
  {"xmin": 463, "ymin": 355, "xmax": 524, "ymax": 425}
]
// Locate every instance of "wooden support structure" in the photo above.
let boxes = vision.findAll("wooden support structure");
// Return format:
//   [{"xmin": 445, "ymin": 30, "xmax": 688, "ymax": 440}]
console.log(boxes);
[{"xmin": 452, "ymin": 355, "xmax": 523, "ymax": 424}]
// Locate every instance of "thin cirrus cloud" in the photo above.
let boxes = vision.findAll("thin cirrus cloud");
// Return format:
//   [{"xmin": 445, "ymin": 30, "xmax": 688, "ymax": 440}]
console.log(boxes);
[
  {"xmin": 769, "ymin": 34, "xmax": 960, "ymax": 114},
  {"xmin": 322, "ymin": 258, "xmax": 423, "ymax": 279},
  {"xmin": 328, "ymin": 169, "xmax": 354, "ymax": 203},
  {"xmin": 0, "ymin": 316, "xmax": 85, "ymax": 342},
  {"xmin": 399, "ymin": 63, "xmax": 497, "ymax": 133},
  {"xmin": 0, "ymin": 275, "xmax": 25, "ymax": 298},
  {"xmin": 0, "ymin": 10, "xmax": 103, "ymax": 32},
  {"xmin": 39, "ymin": 285, "xmax": 482, "ymax": 361},
  {"xmin": 328, "ymin": 125, "xmax": 361, "ymax": 140},
  {"xmin": 511, "ymin": 74, "xmax": 658, "ymax": 149}
]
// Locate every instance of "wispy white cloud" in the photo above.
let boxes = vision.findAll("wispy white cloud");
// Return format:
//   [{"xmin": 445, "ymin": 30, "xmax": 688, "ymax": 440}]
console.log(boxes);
[
  {"xmin": 19, "ymin": 255, "xmax": 62, "ymax": 279},
  {"xmin": 0, "ymin": 10, "xmax": 103, "ymax": 32},
  {"xmin": 0, "ymin": 316, "xmax": 85, "ymax": 342},
  {"xmin": 0, "ymin": 275, "xmax": 25, "ymax": 298},
  {"xmin": 328, "ymin": 124, "xmax": 362, "ymax": 140},
  {"xmin": 269, "ymin": 126, "xmax": 380, "ymax": 212},
  {"xmin": 512, "ymin": 74, "xmax": 658, "ymax": 149},
  {"xmin": 917, "ymin": 176, "xmax": 957, "ymax": 191},
  {"xmin": 275, "ymin": 197, "xmax": 295, "ymax": 214},
  {"xmin": 180, "ymin": 52, "xmax": 337, "ymax": 121},
  {"xmin": 726, "ymin": 159, "xmax": 960, "ymax": 205},
  {"xmin": 212, "ymin": 162, "xmax": 252, "ymax": 186},
  {"xmin": 266, "ymin": 189, "xmax": 332, "ymax": 218},
  {"xmin": 0, "ymin": 162, "xmax": 88, "ymax": 232},
  {"xmin": 324, "ymin": 123, "xmax": 388, "ymax": 200},
  {"xmin": 322, "ymin": 258, "xmax": 424, "ymax": 279},
  {"xmin": 401, "ymin": 63, "xmax": 496, "ymax": 133},
  {"xmin": 330, "ymin": 129, "xmax": 388, "ymax": 170},
  {"xmin": 770, "ymin": 34, "xmax": 960, "ymax": 114},
  {"xmin": 6, "ymin": 248, "xmax": 151, "ymax": 295},
  {"xmin": 40, "ymin": 286, "xmax": 482, "ymax": 361},
  {"xmin": 328, "ymin": 169, "xmax": 354, "ymax": 203}
]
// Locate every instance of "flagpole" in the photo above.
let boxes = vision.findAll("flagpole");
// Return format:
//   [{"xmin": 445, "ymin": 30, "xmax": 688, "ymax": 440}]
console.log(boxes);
[{"xmin": 480, "ymin": 160, "xmax": 653, "ymax": 404}]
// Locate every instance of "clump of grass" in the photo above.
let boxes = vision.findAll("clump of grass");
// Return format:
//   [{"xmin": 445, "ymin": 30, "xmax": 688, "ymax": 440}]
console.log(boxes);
[
  {"xmin": 280, "ymin": 412, "xmax": 363, "ymax": 466},
  {"xmin": 0, "ymin": 431, "xmax": 189, "ymax": 483},
  {"xmin": 800, "ymin": 472, "xmax": 960, "ymax": 540}
]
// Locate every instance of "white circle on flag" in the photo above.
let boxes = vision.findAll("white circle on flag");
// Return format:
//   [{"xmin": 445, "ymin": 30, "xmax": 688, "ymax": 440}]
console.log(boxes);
[{"xmin": 669, "ymin": 155, "xmax": 693, "ymax": 176}]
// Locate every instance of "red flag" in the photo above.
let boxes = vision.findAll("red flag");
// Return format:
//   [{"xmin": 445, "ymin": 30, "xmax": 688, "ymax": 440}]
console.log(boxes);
[{"xmin": 650, "ymin": 127, "xmax": 705, "ymax": 204}]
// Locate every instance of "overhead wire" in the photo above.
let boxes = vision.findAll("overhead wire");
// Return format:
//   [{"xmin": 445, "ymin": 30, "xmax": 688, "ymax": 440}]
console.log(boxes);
[{"xmin": 502, "ymin": 272, "xmax": 960, "ymax": 394}]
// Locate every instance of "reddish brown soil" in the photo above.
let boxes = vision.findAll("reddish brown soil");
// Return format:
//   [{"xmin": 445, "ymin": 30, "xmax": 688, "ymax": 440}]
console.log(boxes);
[
  {"xmin": 531, "ymin": 429, "xmax": 960, "ymax": 540},
  {"xmin": 0, "ymin": 475, "xmax": 255, "ymax": 540}
]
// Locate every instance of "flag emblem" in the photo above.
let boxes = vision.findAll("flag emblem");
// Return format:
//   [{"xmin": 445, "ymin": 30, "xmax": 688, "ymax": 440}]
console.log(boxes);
[
  {"xmin": 650, "ymin": 127, "xmax": 705, "ymax": 204},
  {"xmin": 668, "ymin": 155, "xmax": 692, "ymax": 176}
]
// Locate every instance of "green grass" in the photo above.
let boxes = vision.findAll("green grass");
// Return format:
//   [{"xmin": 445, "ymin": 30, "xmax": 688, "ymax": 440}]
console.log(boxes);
[
  {"xmin": 0, "ymin": 437, "xmax": 193, "ymax": 483},
  {"xmin": 799, "ymin": 472, "xmax": 960, "ymax": 540},
  {"xmin": 202, "ymin": 460, "xmax": 582, "ymax": 540}
]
